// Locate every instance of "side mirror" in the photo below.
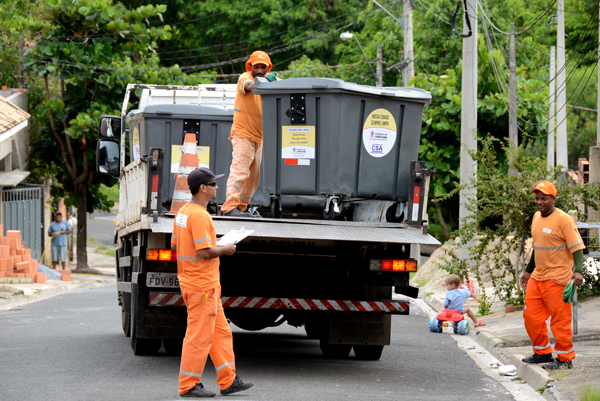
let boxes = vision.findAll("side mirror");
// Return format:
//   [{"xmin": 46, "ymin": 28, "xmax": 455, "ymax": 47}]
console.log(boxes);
[
  {"xmin": 96, "ymin": 139, "xmax": 120, "ymax": 177},
  {"xmin": 98, "ymin": 115, "xmax": 121, "ymax": 139}
]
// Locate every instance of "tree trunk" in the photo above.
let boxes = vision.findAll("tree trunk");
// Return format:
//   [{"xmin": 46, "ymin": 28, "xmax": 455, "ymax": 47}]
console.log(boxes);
[
  {"xmin": 434, "ymin": 200, "xmax": 451, "ymax": 239},
  {"xmin": 75, "ymin": 186, "xmax": 88, "ymax": 270}
]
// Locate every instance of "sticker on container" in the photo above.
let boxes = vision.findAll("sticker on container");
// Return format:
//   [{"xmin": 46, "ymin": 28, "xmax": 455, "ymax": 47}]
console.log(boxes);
[
  {"xmin": 362, "ymin": 109, "xmax": 397, "ymax": 158},
  {"xmin": 281, "ymin": 126, "xmax": 315, "ymax": 159},
  {"xmin": 285, "ymin": 159, "xmax": 310, "ymax": 166},
  {"xmin": 132, "ymin": 126, "xmax": 141, "ymax": 161},
  {"xmin": 171, "ymin": 145, "xmax": 210, "ymax": 173}
]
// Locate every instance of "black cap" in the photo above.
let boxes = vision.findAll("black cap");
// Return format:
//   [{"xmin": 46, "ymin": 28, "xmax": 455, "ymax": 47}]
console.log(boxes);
[{"xmin": 187, "ymin": 167, "xmax": 224, "ymax": 189}]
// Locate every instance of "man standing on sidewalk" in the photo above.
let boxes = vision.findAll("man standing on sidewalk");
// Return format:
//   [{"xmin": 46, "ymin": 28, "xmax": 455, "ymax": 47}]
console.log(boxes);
[
  {"xmin": 221, "ymin": 50, "xmax": 278, "ymax": 217},
  {"xmin": 520, "ymin": 181, "xmax": 585, "ymax": 370},
  {"xmin": 48, "ymin": 212, "xmax": 72, "ymax": 270},
  {"xmin": 171, "ymin": 167, "xmax": 253, "ymax": 397}
]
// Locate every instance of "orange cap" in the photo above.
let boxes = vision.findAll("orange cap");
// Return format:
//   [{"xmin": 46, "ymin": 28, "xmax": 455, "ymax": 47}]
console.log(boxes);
[
  {"xmin": 531, "ymin": 181, "xmax": 557, "ymax": 196},
  {"xmin": 246, "ymin": 51, "xmax": 272, "ymax": 72}
]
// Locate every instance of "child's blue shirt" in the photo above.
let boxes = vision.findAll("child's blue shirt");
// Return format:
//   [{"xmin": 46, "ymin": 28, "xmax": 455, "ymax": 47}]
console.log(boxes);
[{"xmin": 443, "ymin": 285, "xmax": 472, "ymax": 313}]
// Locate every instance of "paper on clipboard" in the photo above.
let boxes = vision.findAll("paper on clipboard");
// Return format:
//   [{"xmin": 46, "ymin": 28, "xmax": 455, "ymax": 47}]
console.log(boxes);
[{"xmin": 216, "ymin": 227, "xmax": 254, "ymax": 246}]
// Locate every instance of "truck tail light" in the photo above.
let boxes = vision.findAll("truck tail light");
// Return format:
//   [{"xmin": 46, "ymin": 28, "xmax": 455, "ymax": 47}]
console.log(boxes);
[
  {"xmin": 147, "ymin": 249, "xmax": 177, "ymax": 261},
  {"xmin": 370, "ymin": 259, "xmax": 417, "ymax": 272}
]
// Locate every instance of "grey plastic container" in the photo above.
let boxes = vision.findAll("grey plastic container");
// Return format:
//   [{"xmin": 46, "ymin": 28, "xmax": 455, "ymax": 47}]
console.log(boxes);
[
  {"xmin": 126, "ymin": 104, "xmax": 269, "ymax": 207},
  {"xmin": 255, "ymin": 78, "xmax": 431, "ymax": 203}
]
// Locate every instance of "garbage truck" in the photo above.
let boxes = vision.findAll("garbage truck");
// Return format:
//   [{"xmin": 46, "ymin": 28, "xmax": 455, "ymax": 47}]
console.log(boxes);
[{"xmin": 96, "ymin": 81, "xmax": 439, "ymax": 360}]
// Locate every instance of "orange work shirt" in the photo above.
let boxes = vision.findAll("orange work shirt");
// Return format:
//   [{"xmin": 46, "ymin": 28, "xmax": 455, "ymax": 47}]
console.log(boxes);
[
  {"xmin": 230, "ymin": 71, "xmax": 263, "ymax": 143},
  {"xmin": 171, "ymin": 203, "xmax": 219, "ymax": 291},
  {"xmin": 531, "ymin": 208, "xmax": 585, "ymax": 286}
]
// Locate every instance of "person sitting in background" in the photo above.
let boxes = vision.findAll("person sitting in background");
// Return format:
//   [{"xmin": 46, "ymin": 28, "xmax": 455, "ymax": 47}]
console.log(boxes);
[{"xmin": 444, "ymin": 274, "xmax": 485, "ymax": 327}]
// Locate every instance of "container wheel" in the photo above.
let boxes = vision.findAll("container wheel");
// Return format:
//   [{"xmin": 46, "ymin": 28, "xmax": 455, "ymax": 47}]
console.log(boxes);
[
  {"xmin": 270, "ymin": 197, "xmax": 282, "ymax": 218},
  {"xmin": 320, "ymin": 339, "xmax": 352, "ymax": 359},
  {"xmin": 353, "ymin": 345, "xmax": 384, "ymax": 361},
  {"xmin": 385, "ymin": 204, "xmax": 404, "ymax": 223},
  {"xmin": 458, "ymin": 320, "xmax": 469, "ymax": 335}
]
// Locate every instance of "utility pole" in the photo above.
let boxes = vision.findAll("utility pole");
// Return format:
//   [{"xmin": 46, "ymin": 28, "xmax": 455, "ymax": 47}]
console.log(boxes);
[
  {"xmin": 459, "ymin": 0, "xmax": 477, "ymax": 262},
  {"xmin": 509, "ymin": 23, "xmax": 518, "ymax": 175},
  {"xmin": 377, "ymin": 45, "xmax": 383, "ymax": 87},
  {"xmin": 548, "ymin": 46, "xmax": 556, "ymax": 168},
  {"xmin": 556, "ymin": 0, "xmax": 568, "ymax": 170},
  {"xmin": 403, "ymin": 0, "xmax": 414, "ymax": 86},
  {"xmin": 19, "ymin": 36, "xmax": 25, "ymax": 89}
]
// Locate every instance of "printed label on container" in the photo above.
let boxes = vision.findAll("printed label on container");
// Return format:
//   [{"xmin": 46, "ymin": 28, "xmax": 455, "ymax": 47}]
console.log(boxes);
[
  {"xmin": 362, "ymin": 109, "xmax": 397, "ymax": 158},
  {"xmin": 132, "ymin": 126, "xmax": 141, "ymax": 161},
  {"xmin": 282, "ymin": 126, "xmax": 315, "ymax": 159},
  {"xmin": 171, "ymin": 145, "xmax": 210, "ymax": 173}
]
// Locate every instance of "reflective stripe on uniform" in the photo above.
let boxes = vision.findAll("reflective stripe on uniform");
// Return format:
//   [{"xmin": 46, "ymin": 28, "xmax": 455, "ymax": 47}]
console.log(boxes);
[
  {"xmin": 533, "ymin": 245, "xmax": 567, "ymax": 251},
  {"xmin": 556, "ymin": 348, "xmax": 574, "ymax": 354},
  {"xmin": 533, "ymin": 343, "xmax": 551, "ymax": 350},
  {"xmin": 178, "ymin": 255, "xmax": 203, "ymax": 261},
  {"xmin": 172, "ymin": 233, "xmax": 177, "ymax": 238},
  {"xmin": 234, "ymin": 108, "xmax": 241, "ymax": 113},
  {"xmin": 240, "ymin": 195, "xmax": 251, "ymax": 200},
  {"xmin": 215, "ymin": 362, "xmax": 235, "ymax": 371},
  {"xmin": 180, "ymin": 369, "xmax": 202, "ymax": 377},
  {"xmin": 568, "ymin": 241, "xmax": 584, "ymax": 249},
  {"xmin": 227, "ymin": 184, "xmax": 242, "ymax": 193},
  {"xmin": 194, "ymin": 237, "xmax": 211, "ymax": 244}
]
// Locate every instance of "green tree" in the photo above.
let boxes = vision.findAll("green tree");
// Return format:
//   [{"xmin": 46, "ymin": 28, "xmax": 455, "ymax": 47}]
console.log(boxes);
[{"xmin": 19, "ymin": 0, "xmax": 205, "ymax": 270}]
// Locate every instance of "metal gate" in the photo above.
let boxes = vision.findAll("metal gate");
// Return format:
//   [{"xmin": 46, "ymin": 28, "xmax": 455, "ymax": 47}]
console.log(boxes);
[{"xmin": 2, "ymin": 184, "xmax": 44, "ymax": 260}]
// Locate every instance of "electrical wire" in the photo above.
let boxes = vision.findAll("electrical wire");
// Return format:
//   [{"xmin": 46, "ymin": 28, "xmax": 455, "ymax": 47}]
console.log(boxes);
[{"xmin": 478, "ymin": 0, "xmax": 557, "ymax": 36}]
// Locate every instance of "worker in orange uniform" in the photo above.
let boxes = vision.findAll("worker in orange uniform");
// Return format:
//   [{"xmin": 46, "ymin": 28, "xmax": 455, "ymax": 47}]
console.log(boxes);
[
  {"xmin": 221, "ymin": 50, "xmax": 278, "ymax": 217},
  {"xmin": 520, "ymin": 181, "xmax": 585, "ymax": 370},
  {"xmin": 172, "ymin": 167, "xmax": 254, "ymax": 397}
]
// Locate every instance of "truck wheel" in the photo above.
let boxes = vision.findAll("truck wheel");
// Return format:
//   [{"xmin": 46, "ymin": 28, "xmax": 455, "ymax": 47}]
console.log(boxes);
[
  {"xmin": 320, "ymin": 339, "xmax": 352, "ymax": 359},
  {"xmin": 122, "ymin": 306, "xmax": 131, "ymax": 337},
  {"xmin": 227, "ymin": 310, "xmax": 282, "ymax": 331},
  {"xmin": 132, "ymin": 336, "xmax": 162, "ymax": 356},
  {"xmin": 304, "ymin": 320, "xmax": 326, "ymax": 339},
  {"xmin": 353, "ymin": 345, "xmax": 384, "ymax": 361},
  {"xmin": 163, "ymin": 339, "xmax": 184, "ymax": 356}
]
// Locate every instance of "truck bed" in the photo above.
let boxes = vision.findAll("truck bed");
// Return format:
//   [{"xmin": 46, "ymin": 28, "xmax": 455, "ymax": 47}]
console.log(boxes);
[{"xmin": 148, "ymin": 215, "xmax": 440, "ymax": 245}]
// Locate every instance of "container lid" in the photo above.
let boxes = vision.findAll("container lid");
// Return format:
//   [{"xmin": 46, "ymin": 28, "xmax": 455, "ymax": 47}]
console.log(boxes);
[
  {"xmin": 254, "ymin": 77, "xmax": 432, "ymax": 103},
  {"xmin": 126, "ymin": 104, "xmax": 233, "ymax": 121}
]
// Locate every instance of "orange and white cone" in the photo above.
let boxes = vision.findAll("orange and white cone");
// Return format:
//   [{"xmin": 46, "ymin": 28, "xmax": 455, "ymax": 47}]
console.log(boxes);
[{"xmin": 170, "ymin": 133, "xmax": 199, "ymax": 214}]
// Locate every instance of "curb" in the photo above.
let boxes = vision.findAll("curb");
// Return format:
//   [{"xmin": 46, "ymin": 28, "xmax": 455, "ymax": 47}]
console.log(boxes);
[
  {"xmin": 0, "ymin": 275, "xmax": 115, "ymax": 310},
  {"xmin": 423, "ymin": 295, "xmax": 556, "ymax": 399}
]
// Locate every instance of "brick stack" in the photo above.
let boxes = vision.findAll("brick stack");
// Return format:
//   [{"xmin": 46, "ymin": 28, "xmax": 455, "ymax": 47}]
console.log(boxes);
[
  {"xmin": 0, "ymin": 226, "xmax": 46, "ymax": 284},
  {"xmin": 56, "ymin": 269, "xmax": 74, "ymax": 281}
]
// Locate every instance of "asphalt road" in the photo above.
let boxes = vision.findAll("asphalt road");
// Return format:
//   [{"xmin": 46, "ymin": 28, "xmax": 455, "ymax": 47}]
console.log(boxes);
[
  {"xmin": 87, "ymin": 212, "xmax": 118, "ymax": 245},
  {"xmin": 0, "ymin": 286, "xmax": 516, "ymax": 401}
]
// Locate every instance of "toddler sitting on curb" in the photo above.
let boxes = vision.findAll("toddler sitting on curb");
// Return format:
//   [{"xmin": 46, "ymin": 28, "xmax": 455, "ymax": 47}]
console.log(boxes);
[{"xmin": 444, "ymin": 274, "xmax": 485, "ymax": 327}]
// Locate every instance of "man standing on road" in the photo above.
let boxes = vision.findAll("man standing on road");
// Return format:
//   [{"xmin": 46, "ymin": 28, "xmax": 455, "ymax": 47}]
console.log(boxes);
[
  {"xmin": 520, "ymin": 181, "xmax": 585, "ymax": 370},
  {"xmin": 221, "ymin": 50, "xmax": 278, "ymax": 217},
  {"xmin": 171, "ymin": 167, "xmax": 254, "ymax": 397},
  {"xmin": 48, "ymin": 212, "xmax": 72, "ymax": 270}
]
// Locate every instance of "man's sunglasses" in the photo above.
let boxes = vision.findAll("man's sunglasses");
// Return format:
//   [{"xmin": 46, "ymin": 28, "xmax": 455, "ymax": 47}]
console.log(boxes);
[{"xmin": 204, "ymin": 182, "xmax": 217, "ymax": 187}]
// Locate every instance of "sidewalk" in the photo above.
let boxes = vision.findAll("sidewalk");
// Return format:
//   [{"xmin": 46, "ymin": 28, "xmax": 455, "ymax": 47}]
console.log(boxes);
[
  {"xmin": 0, "ymin": 243, "xmax": 116, "ymax": 309},
  {"xmin": 424, "ymin": 292, "xmax": 600, "ymax": 401}
]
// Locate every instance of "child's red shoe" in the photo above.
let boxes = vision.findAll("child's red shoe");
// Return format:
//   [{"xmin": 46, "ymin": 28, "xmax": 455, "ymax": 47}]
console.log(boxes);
[{"xmin": 474, "ymin": 322, "xmax": 486, "ymax": 327}]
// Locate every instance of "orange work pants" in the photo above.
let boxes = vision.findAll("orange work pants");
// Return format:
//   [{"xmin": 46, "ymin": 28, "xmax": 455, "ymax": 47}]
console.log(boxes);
[
  {"xmin": 222, "ymin": 137, "xmax": 262, "ymax": 213},
  {"xmin": 179, "ymin": 285, "xmax": 236, "ymax": 394},
  {"xmin": 523, "ymin": 278, "xmax": 575, "ymax": 362}
]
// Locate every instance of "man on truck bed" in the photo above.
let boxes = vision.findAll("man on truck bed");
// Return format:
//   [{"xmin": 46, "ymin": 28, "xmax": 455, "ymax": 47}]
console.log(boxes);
[
  {"xmin": 222, "ymin": 50, "xmax": 277, "ymax": 217},
  {"xmin": 172, "ymin": 167, "xmax": 254, "ymax": 397}
]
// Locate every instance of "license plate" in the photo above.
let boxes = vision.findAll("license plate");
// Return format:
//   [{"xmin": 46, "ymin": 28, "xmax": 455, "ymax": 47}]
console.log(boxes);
[{"xmin": 146, "ymin": 273, "xmax": 180, "ymax": 288}]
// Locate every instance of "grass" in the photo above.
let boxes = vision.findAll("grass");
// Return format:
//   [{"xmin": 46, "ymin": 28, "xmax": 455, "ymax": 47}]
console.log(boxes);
[
  {"xmin": 536, "ymin": 386, "xmax": 546, "ymax": 393},
  {"xmin": 549, "ymin": 365, "xmax": 573, "ymax": 380},
  {"xmin": 425, "ymin": 291, "xmax": 435, "ymax": 297},
  {"xmin": 578, "ymin": 385, "xmax": 600, "ymax": 401},
  {"xmin": 89, "ymin": 239, "xmax": 116, "ymax": 257}
]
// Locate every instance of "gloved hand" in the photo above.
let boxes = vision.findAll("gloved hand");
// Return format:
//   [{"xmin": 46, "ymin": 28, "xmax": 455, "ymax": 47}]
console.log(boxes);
[{"xmin": 265, "ymin": 73, "xmax": 277, "ymax": 82}]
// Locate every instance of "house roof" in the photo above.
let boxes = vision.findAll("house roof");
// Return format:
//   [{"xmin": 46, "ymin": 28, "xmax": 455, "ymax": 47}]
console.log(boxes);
[{"xmin": 0, "ymin": 95, "xmax": 30, "ymax": 134}]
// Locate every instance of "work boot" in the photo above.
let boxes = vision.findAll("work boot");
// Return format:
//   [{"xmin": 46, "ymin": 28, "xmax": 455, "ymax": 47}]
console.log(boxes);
[
  {"xmin": 522, "ymin": 353, "xmax": 554, "ymax": 364},
  {"xmin": 222, "ymin": 207, "xmax": 252, "ymax": 217},
  {"xmin": 220, "ymin": 375, "xmax": 254, "ymax": 396},
  {"xmin": 180, "ymin": 383, "xmax": 216, "ymax": 398},
  {"xmin": 543, "ymin": 358, "xmax": 573, "ymax": 370}
]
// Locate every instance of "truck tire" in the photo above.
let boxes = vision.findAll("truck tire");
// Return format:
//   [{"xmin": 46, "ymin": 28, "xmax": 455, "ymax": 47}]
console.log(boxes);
[
  {"xmin": 319, "ymin": 339, "xmax": 352, "ymax": 359},
  {"xmin": 163, "ymin": 338, "xmax": 184, "ymax": 356},
  {"xmin": 353, "ymin": 345, "xmax": 384, "ymax": 361},
  {"xmin": 122, "ymin": 306, "xmax": 131, "ymax": 337},
  {"xmin": 132, "ymin": 337, "xmax": 162, "ymax": 356},
  {"xmin": 227, "ymin": 310, "xmax": 282, "ymax": 331}
]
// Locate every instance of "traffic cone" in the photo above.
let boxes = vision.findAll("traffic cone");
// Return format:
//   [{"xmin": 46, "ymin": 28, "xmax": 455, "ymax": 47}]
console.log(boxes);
[{"xmin": 170, "ymin": 133, "xmax": 199, "ymax": 214}]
